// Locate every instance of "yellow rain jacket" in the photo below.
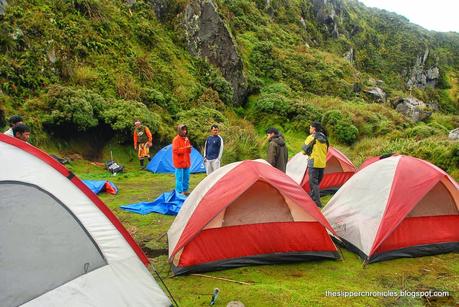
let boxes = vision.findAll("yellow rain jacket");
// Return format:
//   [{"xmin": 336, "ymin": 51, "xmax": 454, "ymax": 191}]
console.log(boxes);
[{"xmin": 303, "ymin": 132, "xmax": 328, "ymax": 168}]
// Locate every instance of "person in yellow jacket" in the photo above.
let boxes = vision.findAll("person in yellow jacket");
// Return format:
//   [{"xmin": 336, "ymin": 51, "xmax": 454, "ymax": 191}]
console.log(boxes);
[{"xmin": 302, "ymin": 121, "xmax": 329, "ymax": 207}]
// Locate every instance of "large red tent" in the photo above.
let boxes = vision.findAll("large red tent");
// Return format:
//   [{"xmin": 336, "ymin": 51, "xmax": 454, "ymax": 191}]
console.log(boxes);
[{"xmin": 168, "ymin": 160, "xmax": 339, "ymax": 275}]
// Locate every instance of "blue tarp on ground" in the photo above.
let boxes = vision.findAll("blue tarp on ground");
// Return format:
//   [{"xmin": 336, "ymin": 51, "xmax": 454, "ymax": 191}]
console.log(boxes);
[
  {"xmin": 146, "ymin": 144, "xmax": 206, "ymax": 174},
  {"xmin": 120, "ymin": 190, "xmax": 186, "ymax": 215},
  {"xmin": 83, "ymin": 180, "xmax": 119, "ymax": 195}
]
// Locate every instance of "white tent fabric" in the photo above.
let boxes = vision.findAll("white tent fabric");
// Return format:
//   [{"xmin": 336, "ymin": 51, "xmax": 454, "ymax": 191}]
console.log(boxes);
[
  {"xmin": 0, "ymin": 137, "xmax": 170, "ymax": 307},
  {"xmin": 285, "ymin": 152, "xmax": 309, "ymax": 184},
  {"xmin": 322, "ymin": 156, "xmax": 399, "ymax": 255}
]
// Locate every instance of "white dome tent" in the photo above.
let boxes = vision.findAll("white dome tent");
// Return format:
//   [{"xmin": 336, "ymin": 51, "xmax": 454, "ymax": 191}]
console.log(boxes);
[
  {"xmin": 323, "ymin": 155, "xmax": 459, "ymax": 263},
  {"xmin": 0, "ymin": 135, "xmax": 170, "ymax": 306}
]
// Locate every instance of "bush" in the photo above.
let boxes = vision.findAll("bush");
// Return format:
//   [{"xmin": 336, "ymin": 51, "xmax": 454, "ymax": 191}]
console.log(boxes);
[
  {"xmin": 405, "ymin": 125, "xmax": 439, "ymax": 140},
  {"xmin": 334, "ymin": 121, "xmax": 359, "ymax": 145},
  {"xmin": 116, "ymin": 75, "xmax": 141, "ymax": 100},
  {"xmin": 252, "ymin": 93, "xmax": 291, "ymax": 117},
  {"xmin": 194, "ymin": 58, "xmax": 234, "ymax": 105},
  {"xmin": 100, "ymin": 99, "xmax": 160, "ymax": 133},
  {"xmin": 32, "ymin": 85, "xmax": 104, "ymax": 131},
  {"xmin": 193, "ymin": 88, "xmax": 225, "ymax": 110},
  {"xmin": 176, "ymin": 107, "xmax": 228, "ymax": 149},
  {"xmin": 322, "ymin": 110, "xmax": 359, "ymax": 145}
]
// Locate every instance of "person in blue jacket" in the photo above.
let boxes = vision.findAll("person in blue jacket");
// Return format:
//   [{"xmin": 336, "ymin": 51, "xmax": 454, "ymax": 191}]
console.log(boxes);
[{"xmin": 203, "ymin": 124, "xmax": 224, "ymax": 175}]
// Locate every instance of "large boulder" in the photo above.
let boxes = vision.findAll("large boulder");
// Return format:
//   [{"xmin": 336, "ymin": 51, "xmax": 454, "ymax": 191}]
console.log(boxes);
[
  {"xmin": 363, "ymin": 86, "xmax": 386, "ymax": 103},
  {"xmin": 182, "ymin": 0, "xmax": 247, "ymax": 105},
  {"xmin": 0, "ymin": 0, "xmax": 7, "ymax": 15},
  {"xmin": 449, "ymin": 128, "xmax": 459, "ymax": 140},
  {"xmin": 392, "ymin": 97, "xmax": 432, "ymax": 122}
]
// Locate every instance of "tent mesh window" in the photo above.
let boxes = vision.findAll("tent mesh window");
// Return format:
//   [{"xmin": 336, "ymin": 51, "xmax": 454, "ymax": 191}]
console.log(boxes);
[{"xmin": 0, "ymin": 182, "xmax": 107, "ymax": 307}]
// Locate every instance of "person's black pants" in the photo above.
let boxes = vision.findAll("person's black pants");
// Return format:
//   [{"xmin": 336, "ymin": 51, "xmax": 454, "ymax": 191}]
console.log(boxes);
[{"xmin": 309, "ymin": 167, "xmax": 324, "ymax": 207}]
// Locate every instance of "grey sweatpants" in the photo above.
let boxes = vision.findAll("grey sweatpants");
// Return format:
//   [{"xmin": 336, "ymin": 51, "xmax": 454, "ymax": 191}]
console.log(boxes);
[{"xmin": 205, "ymin": 159, "xmax": 221, "ymax": 175}]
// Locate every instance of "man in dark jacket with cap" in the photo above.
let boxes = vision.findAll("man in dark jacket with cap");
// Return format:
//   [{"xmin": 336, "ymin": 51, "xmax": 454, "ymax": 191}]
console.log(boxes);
[{"xmin": 266, "ymin": 128, "xmax": 288, "ymax": 172}]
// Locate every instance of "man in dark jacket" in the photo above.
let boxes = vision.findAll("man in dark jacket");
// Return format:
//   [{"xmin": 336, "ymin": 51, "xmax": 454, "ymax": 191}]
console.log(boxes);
[{"xmin": 266, "ymin": 128, "xmax": 288, "ymax": 172}]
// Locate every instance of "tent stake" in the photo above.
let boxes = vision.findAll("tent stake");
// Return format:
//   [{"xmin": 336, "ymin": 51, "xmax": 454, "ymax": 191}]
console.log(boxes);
[{"xmin": 191, "ymin": 274, "xmax": 252, "ymax": 285}]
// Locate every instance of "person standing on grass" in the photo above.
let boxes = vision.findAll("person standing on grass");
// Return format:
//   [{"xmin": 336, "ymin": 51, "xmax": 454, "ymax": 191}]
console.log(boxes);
[
  {"xmin": 204, "ymin": 124, "xmax": 224, "ymax": 175},
  {"xmin": 172, "ymin": 124, "xmax": 192, "ymax": 195},
  {"xmin": 302, "ymin": 121, "xmax": 329, "ymax": 208},
  {"xmin": 266, "ymin": 127, "xmax": 288, "ymax": 173},
  {"xmin": 133, "ymin": 120, "xmax": 152, "ymax": 169},
  {"xmin": 4, "ymin": 115, "xmax": 23, "ymax": 137}
]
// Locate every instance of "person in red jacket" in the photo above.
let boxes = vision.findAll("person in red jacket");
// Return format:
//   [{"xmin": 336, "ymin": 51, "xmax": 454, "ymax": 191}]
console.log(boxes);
[
  {"xmin": 172, "ymin": 124, "xmax": 192, "ymax": 195},
  {"xmin": 133, "ymin": 120, "xmax": 152, "ymax": 169}
]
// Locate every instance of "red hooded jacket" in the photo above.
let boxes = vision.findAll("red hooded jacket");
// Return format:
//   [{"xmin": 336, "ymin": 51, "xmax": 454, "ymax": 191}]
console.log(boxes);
[{"xmin": 172, "ymin": 135, "xmax": 191, "ymax": 169}]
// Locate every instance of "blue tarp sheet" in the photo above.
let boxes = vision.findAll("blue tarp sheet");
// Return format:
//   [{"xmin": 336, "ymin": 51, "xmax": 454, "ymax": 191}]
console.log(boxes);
[
  {"xmin": 146, "ymin": 144, "xmax": 206, "ymax": 174},
  {"xmin": 120, "ymin": 190, "xmax": 186, "ymax": 215},
  {"xmin": 83, "ymin": 180, "xmax": 118, "ymax": 195}
]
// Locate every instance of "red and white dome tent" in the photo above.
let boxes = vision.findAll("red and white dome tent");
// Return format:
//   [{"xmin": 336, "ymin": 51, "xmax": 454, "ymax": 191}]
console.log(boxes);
[
  {"xmin": 0, "ymin": 135, "xmax": 170, "ymax": 307},
  {"xmin": 323, "ymin": 155, "xmax": 459, "ymax": 263},
  {"xmin": 286, "ymin": 147, "xmax": 356, "ymax": 195},
  {"xmin": 167, "ymin": 160, "xmax": 340, "ymax": 275}
]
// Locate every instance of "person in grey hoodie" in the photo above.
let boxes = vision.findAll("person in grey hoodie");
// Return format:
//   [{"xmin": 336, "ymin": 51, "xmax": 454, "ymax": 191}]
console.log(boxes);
[{"xmin": 266, "ymin": 128, "xmax": 288, "ymax": 172}]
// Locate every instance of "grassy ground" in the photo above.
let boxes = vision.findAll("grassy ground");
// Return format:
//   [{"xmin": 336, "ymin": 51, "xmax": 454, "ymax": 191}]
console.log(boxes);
[{"xmin": 70, "ymin": 160, "xmax": 459, "ymax": 307}]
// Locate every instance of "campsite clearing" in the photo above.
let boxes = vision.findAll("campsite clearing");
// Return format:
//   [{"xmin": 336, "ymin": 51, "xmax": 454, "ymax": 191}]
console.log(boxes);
[{"xmin": 73, "ymin": 160, "xmax": 459, "ymax": 306}]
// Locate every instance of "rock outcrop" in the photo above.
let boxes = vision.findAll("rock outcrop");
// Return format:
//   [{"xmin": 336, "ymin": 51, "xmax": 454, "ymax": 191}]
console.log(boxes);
[
  {"xmin": 392, "ymin": 97, "xmax": 432, "ymax": 122},
  {"xmin": 343, "ymin": 47, "xmax": 354, "ymax": 63},
  {"xmin": 311, "ymin": 0, "xmax": 341, "ymax": 38},
  {"xmin": 406, "ymin": 48, "xmax": 440, "ymax": 88},
  {"xmin": 182, "ymin": 0, "xmax": 247, "ymax": 105},
  {"xmin": 364, "ymin": 86, "xmax": 386, "ymax": 103},
  {"xmin": 448, "ymin": 128, "xmax": 459, "ymax": 140},
  {"xmin": 0, "ymin": 0, "xmax": 7, "ymax": 15}
]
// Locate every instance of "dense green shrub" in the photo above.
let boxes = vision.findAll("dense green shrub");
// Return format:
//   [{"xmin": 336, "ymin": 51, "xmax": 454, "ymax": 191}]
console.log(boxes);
[
  {"xmin": 194, "ymin": 58, "xmax": 234, "ymax": 105},
  {"xmin": 30, "ymin": 85, "xmax": 104, "ymax": 131},
  {"xmin": 322, "ymin": 110, "xmax": 359, "ymax": 144},
  {"xmin": 405, "ymin": 124, "xmax": 439, "ymax": 140},
  {"xmin": 27, "ymin": 85, "xmax": 160, "ymax": 137},
  {"xmin": 176, "ymin": 107, "xmax": 228, "ymax": 149},
  {"xmin": 334, "ymin": 121, "xmax": 359, "ymax": 145}
]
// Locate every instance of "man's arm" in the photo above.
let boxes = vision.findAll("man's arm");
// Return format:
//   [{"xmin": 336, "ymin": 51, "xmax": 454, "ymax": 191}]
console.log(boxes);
[
  {"xmin": 145, "ymin": 127, "xmax": 153, "ymax": 143},
  {"xmin": 218, "ymin": 136, "xmax": 224, "ymax": 160},
  {"xmin": 203, "ymin": 138, "xmax": 208, "ymax": 159},
  {"xmin": 133, "ymin": 131, "xmax": 138, "ymax": 149},
  {"xmin": 267, "ymin": 142, "xmax": 277, "ymax": 166}
]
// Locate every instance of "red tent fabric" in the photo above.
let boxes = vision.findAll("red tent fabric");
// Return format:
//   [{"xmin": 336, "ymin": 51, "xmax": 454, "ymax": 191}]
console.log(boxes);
[
  {"xmin": 168, "ymin": 160, "xmax": 339, "ymax": 275},
  {"xmin": 287, "ymin": 147, "xmax": 356, "ymax": 195}
]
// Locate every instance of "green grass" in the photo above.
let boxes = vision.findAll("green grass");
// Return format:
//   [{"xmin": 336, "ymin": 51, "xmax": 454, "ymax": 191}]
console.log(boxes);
[{"xmin": 71, "ymin": 160, "xmax": 459, "ymax": 307}]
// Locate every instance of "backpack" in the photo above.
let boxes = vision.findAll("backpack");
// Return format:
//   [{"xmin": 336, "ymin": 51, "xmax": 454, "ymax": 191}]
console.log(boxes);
[
  {"xmin": 105, "ymin": 160, "xmax": 124, "ymax": 174},
  {"xmin": 302, "ymin": 138, "xmax": 316, "ymax": 156}
]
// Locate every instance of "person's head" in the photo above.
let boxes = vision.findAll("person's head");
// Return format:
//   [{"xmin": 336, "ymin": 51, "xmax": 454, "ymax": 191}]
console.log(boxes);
[
  {"xmin": 177, "ymin": 124, "xmax": 188, "ymax": 137},
  {"xmin": 8, "ymin": 115, "xmax": 23, "ymax": 128},
  {"xmin": 266, "ymin": 127, "xmax": 279, "ymax": 140},
  {"xmin": 310, "ymin": 121, "xmax": 326, "ymax": 136},
  {"xmin": 210, "ymin": 124, "xmax": 219, "ymax": 136},
  {"xmin": 13, "ymin": 123, "xmax": 31, "ymax": 142},
  {"xmin": 134, "ymin": 120, "xmax": 142, "ymax": 129}
]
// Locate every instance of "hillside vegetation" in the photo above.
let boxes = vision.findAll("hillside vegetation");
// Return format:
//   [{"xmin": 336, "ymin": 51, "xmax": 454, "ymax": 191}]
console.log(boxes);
[{"xmin": 0, "ymin": 0, "xmax": 458, "ymax": 177}]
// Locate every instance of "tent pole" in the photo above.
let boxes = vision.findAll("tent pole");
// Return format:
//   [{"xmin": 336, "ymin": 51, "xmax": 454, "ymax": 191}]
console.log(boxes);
[{"xmin": 152, "ymin": 266, "xmax": 180, "ymax": 307}]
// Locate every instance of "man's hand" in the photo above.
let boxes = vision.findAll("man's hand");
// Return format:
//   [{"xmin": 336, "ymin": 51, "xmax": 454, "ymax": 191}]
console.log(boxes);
[{"xmin": 146, "ymin": 141, "xmax": 152, "ymax": 148}]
